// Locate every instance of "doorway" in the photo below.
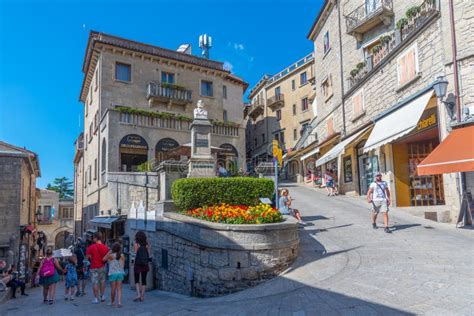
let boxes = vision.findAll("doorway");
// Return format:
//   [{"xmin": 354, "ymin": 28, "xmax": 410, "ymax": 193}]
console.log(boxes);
[{"xmin": 357, "ymin": 141, "xmax": 379, "ymax": 195}]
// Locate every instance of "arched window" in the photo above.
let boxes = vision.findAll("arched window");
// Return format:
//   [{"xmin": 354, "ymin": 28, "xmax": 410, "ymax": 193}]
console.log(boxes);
[
  {"xmin": 218, "ymin": 143, "xmax": 239, "ymax": 174},
  {"xmin": 155, "ymin": 138, "xmax": 180, "ymax": 163},
  {"xmin": 101, "ymin": 138, "xmax": 106, "ymax": 172},
  {"xmin": 119, "ymin": 134, "xmax": 149, "ymax": 172}
]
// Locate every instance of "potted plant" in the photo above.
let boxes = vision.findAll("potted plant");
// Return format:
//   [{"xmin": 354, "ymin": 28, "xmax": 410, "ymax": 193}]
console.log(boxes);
[{"xmin": 395, "ymin": 17, "xmax": 408, "ymax": 43}]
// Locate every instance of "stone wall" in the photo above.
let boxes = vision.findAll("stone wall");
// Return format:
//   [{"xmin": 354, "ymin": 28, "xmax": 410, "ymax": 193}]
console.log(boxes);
[{"xmin": 130, "ymin": 212, "xmax": 299, "ymax": 297}]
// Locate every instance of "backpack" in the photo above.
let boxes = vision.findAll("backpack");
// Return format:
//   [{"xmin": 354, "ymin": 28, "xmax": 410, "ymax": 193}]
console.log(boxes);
[
  {"xmin": 40, "ymin": 258, "xmax": 55, "ymax": 278},
  {"xmin": 135, "ymin": 245, "xmax": 149, "ymax": 265}
]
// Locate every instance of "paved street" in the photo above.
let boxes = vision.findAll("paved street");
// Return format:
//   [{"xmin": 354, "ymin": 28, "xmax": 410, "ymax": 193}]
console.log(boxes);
[{"xmin": 1, "ymin": 184, "xmax": 473, "ymax": 316}]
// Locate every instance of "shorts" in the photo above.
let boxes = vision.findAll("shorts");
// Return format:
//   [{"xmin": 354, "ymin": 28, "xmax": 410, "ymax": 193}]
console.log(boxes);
[
  {"xmin": 65, "ymin": 278, "xmax": 78, "ymax": 289},
  {"xmin": 326, "ymin": 180, "xmax": 334, "ymax": 188},
  {"xmin": 109, "ymin": 273, "xmax": 124, "ymax": 282},
  {"xmin": 372, "ymin": 200, "xmax": 389, "ymax": 213},
  {"xmin": 280, "ymin": 208, "xmax": 296, "ymax": 216},
  {"xmin": 90, "ymin": 267, "xmax": 106, "ymax": 284}
]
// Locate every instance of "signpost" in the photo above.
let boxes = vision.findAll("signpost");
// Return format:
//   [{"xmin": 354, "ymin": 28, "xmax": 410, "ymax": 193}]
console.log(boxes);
[{"xmin": 272, "ymin": 140, "xmax": 283, "ymax": 209}]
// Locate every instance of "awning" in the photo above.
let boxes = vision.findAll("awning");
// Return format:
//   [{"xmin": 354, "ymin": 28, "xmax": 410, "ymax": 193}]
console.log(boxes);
[
  {"xmin": 364, "ymin": 90, "xmax": 434, "ymax": 152},
  {"xmin": 300, "ymin": 147, "xmax": 319, "ymax": 161},
  {"xmin": 316, "ymin": 128, "xmax": 369, "ymax": 167},
  {"xmin": 90, "ymin": 216, "xmax": 125, "ymax": 229},
  {"xmin": 417, "ymin": 125, "xmax": 474, "ymax": 175}
]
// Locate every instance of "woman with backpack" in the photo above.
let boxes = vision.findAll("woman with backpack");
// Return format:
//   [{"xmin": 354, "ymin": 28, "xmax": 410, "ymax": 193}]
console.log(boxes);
[
  {"xmin": 38, "ymin": 248, "xmax": 65, "ymax": 305},
  {"xmin": 133, "ymin": 231, "xmax": 151, "ymax": 302}
]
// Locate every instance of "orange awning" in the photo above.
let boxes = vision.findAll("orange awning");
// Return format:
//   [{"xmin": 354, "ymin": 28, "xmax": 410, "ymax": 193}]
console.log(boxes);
[{"xmin": 417, "ymin": 125, "xmax": 474, "ymax": 175}]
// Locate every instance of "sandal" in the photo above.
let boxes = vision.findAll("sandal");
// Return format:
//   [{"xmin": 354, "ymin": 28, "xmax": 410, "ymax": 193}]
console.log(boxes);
[
  {"xmin": 117, "ymin": 304, "xmax": 123, "ymax": 308},
  {"xmin": 43, "ymin": 299, "xmax": 48, "ymax": 304},
  {"xmin": 48, "ymin": 300, "xmax": 53, "ymax": 305}
]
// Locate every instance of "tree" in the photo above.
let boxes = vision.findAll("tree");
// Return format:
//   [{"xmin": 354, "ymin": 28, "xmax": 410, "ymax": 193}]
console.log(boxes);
[{"xmin": 46, "ymin": 177, "xmax": 74, "ymax": 199}]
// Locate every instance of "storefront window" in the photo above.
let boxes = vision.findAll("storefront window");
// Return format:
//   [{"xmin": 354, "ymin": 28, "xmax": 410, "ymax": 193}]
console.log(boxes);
[{"xmin": 343, "ymin": 156, "xmax": 353, "ymax": 183}]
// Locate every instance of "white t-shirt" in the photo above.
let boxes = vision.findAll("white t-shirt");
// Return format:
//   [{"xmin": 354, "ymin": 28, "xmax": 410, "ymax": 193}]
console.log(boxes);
[{"xmin": 370, "ymin": 181, "xmax": 388, "ymax": 201}]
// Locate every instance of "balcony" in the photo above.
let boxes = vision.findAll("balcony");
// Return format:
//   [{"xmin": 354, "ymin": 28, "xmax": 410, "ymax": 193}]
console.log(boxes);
[
  {"xmin": 247, "ymin": 101, "xmax": 265, "ymax": 121},
  {"xmin": 267, "ymin": 94, "xmax": 285, "ymax": 111},
  {"xmin": 345, "ymin": 0, "xmax": 394, "ymax": 41},
  {"xmin": 147, "ymin": 82, "xmax": 192, "ymax": 108}
]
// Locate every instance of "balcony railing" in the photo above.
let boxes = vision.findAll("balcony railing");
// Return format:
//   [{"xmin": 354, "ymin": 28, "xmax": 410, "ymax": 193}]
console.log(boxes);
[
  {"xmin": 346, "ymin": 0, "xmax": 394, "ymax": 39},
  {"xmin": 117, "ymin": 111, "xmax": 192, "ymax": 131},
  {"xmin": 247, "ymin": 101, "xmax": 265, "ymax": 120},
  {"xmin": 147, "ymin": 82, "xmax": 192, "ymax": 105},
  {"xmin": 211, "ymin": 125, "xmax": 239, "ymax": 137},
  {"xmin": 347, "ymin": 0, "xmax": 438, "ymax": 91},
  {"xmin": 267, "ymin": 94, "xmax": 285, "ymax": 111}
]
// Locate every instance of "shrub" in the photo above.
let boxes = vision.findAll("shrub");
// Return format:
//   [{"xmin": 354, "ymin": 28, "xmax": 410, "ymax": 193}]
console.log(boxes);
[
  {"xmin": 184, "ymin": 203, "xmax": 283, "ymax": 224},
  {"xmin": 396, "ymin": 17, "xmax": 409, "ymax": 30},
  {"xmin": 356, "ymin": 62, "xmax": 366, "ymax": 70},
  {"xmin": 406, "ymin": 5, "xmax": 421, "ymax": 19},
  {"xmin": 350, "ymin": 69, "xmax": 359, "ymax": 77},
  {"xmin": 172, "ymin": 177, "xmax": 274, "ymax": 211}
]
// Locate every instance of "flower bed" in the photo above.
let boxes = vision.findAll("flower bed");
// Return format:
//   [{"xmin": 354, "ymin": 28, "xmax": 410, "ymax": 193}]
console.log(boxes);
[{"xmin": 183, "ymin": 203, "xmax": 283, "ymax": 224}]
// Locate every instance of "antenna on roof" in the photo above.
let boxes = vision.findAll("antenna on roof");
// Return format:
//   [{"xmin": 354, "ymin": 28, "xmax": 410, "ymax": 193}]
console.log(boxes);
[{"xmin": 199, "ymin": 34, "xmax": 212, "ymax": 59}]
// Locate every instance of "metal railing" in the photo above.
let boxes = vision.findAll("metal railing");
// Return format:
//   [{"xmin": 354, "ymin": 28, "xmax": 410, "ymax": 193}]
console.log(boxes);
[
  {"xmin": 345, "ymin": 0, "xmax": 393, "ymax": 33},
  {"xmin": 266, "ymin": 53, "xmax": 314, "ymax": 85},
  {"xmin": 147, "ymin": 82, "xmax": 192, "ymax": 102},
  {"xmin": 118, "ymin": 111, "xmax": 192, "ymax": 131},
  {"xmin": 267, "ymin": 94, "xmax": 285, "ymax": 107}
]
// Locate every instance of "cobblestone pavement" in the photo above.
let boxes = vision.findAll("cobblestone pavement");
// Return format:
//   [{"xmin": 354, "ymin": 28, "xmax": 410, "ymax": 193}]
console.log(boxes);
[{"xmin": 1, "ymin": 184, "xmax": 473, "ymax": 315}]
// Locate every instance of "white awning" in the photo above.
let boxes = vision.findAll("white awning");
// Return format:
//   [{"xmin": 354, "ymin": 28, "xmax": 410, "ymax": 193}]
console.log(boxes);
[
  {"xmin": 300, "ymin": 147, "xmax": 319, "ymax": 161},
  {"xmin": 363, "ymin": 90, "xmax": 434, "ymax": 152},
  {"xmin": 316, "ymin": 128, "xmax": 369, "ymax": 167}
]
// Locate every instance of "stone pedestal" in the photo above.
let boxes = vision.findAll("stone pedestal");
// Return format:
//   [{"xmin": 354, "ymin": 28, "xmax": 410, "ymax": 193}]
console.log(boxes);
[{"xmin": 188, "ymin": 119, "xmax": 215, "ymax": 178}]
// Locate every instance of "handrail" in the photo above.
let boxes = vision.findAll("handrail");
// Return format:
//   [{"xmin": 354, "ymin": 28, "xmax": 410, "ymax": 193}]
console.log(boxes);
[
  {"xmin": 345, "ymin": 0, "xmax": 393, "ymax": 33},
  {"xmin": 147, "ymin": 82, "xmax": 192, "ymax": 102}
]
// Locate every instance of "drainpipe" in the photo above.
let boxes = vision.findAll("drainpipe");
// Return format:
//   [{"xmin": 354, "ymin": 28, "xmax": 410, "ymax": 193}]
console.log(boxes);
[
  {"xmin": 337, "ymin": 0, "xmax": 347, "ymax": 136},
  {"xmin": 448, "ymin": 0, "xmax": 461, "ymax": 123}
]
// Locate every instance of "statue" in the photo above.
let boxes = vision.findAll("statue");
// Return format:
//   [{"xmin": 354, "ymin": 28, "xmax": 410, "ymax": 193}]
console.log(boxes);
[{"xmin": 194, "ymin": 99, "xmax": 208, "ymax": 119}]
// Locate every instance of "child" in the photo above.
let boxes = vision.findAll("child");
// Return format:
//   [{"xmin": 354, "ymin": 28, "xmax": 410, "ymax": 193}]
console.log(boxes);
[
  {"xmin": 103, "ymin": 242, "xmax": 125, "ymax": 308},
  {"xmin": 64, "ymin": 256, "xmax": 78, "ymax": 301}
]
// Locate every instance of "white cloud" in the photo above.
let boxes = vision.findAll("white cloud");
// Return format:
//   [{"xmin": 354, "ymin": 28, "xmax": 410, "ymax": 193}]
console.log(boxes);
[{"xmin": 223, "ymin": 61, "xmax": 234, "ymax": 72}]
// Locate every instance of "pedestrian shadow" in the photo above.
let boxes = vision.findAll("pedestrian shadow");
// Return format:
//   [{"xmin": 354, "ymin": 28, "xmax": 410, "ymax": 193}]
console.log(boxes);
[
  {"xmin": 391, "ymin": 224, "xmax": 421, "ymax": 231},
  {"xmin": 301, "ymin": 215, "xmax": 331, "ymax": 221}
]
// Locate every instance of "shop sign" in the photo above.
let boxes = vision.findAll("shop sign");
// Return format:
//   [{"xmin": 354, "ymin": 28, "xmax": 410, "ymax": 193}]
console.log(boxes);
[
  {"xmin": 416, "ymin": 108, "xmax": 437, "ymax": 132},
  {"xmin": 120, "ymin": 134, "xmax": 148, "ymax": 150},
  {"xmin": 220, "ymin": 143, "xmax": 238, "ymax": 156},
  {"xmin": 156, "ymin": 138, "xmax": 179, "ymax": 152}
]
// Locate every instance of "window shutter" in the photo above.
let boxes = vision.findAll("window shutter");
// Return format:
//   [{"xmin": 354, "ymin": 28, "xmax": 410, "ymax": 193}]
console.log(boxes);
[
  {"xmin": 406, "ymin": 48, "xmax": 416, "ymax": 82},
  {"xmin": 327, "ymin": 118, "xmax": 334, "ymax": 136},
  {"xmin": 398, "ymin": 54, "xmax": 407, "ymax": 84},
  {"xmin": 352, "ymin": 90, "xmax": 363, "ymax": 117}
]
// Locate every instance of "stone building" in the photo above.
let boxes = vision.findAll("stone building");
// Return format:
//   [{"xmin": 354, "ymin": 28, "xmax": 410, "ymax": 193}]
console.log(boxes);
[
  {"xmin": 0, "ymin": 141, "xmax": 40, "ymax": 276},
  {"xmin": 245, "ymin": 54, "xmax": 315, "ymax": 173},
  {"xmin": 298, "ymin": 0, "xmax": 474, "ymax": 222},
  {"xmin": 36, "ymin": 189, "xmax": 74, "ymax": 249},
  {"xmin": 74, "ymin": 31, "xmax": 248, "ymax": 236}
]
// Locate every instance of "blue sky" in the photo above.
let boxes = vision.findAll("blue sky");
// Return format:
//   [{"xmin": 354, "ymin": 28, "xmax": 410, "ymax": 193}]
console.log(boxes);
[{"xmin": 0, "ymin": 0, "xmax": 323, "ymax": 188}]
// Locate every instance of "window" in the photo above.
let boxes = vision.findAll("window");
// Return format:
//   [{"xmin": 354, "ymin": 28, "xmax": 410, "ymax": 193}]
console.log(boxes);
[
  {"xmin": 89, "ymin": 123, "xmax": 93, "ymax": 142},
  {"xmin": 301, "ymin": 122, "xmax": 309, "ymax": 136},
  {"xmin": 94, "ymin": 70, "xmax": 98, "ymax": 91},
  {"xmin": 280, "ymin": 132, "xmax": 285, "ymax": 145},
  {"xmin": 323, "ymin": 31, "xmax": 330, "ymax": 54},
  {"xmin": 201, "ymin": 80, "xmax": 213, "ymax": 97},
  {"xmin": 115, "ymin": 62, "xmax": 131, "ymax": 82},
  {"xmin": 292, "ymin": 79, "xmax": 296, "ymax": 90},
  {"xmin": 43, "ymin": 206, "xmax": 52, "ymax": 222},
  {"xmin": 322, "ymin": 76, "xmax": 333, "ymax": 100},
  {"xmin": 161, "ymin": 72, "xmax": 175, "ymax": 84},
  {"xmin": 275, "ymin": 86, "xmax": 281, "ymax": 96},
  {"xmin": 261, "ymin": 134, "xmax": 265, "ymax": 143},
  {"xmin": 93, "ymin": 158, "xmax": 97, "ymax": 180},
  {"xmin": 293, "ymin": 129, "xmax": 297, "ymax": 140},
  {"xmin": 254, "ymin": 138, "xmax": 257, "ymax": 148},
  {"xmin": 85, "ymin": 133, "xmax": 88, "ymax": 150},
  {"xmin": 223, "ymin": 85, "xmax": 227, "ymax": 99},
  {"xmin": 88, "ymin": 165, "xmax": 91, "ymax": 184},
  {"xmin": 352, "ymin": 89, "xmax": 365, "ymax": 119},
  {"xmin": 94, "ymin": 112, "xmax": 98, "ymax": 132},
  {"xmin": 292, "ymin": 104, "xmax": 297, "ymax": 115},
  {"xmin": 301, "ymin": 97, "xmax": 309, "ymax": 111},
  {"xmin": 300, "ymin": 72, "xmax": 307, "ymax": 85},
  {"xmin": 397, "ymin": 45, "xmax": 418, "ymax": 86},
  {"xmin": 101, "ymin": 139, "xmax": 106, "ymax": 172},
  {"xmin": 276, "ymin": 109, "xmax": 282, "ymax": 121},
  {"xmin": 89, "ymin": 87, "xmax": 93, "ymax": 105},
  {"xmin": 274, "ymin": 134, "xmax": 279, "ymax": 141},
  {"xmin": 326, "ymin": 117, "xmax": 334, "ymax": 137}
]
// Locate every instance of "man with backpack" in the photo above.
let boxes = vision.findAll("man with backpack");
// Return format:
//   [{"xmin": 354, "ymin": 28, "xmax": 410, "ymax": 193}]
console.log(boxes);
[
  {"xmin": 367, "ymin": 172, "xmax": 392, "ymax": 233},
  {"xmin": 86, "ymin": 232, "xmax": 109, "ymax": 304}
]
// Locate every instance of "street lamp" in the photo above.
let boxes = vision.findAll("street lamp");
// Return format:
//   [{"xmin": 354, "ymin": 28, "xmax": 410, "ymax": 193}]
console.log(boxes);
[
  {"xmin": 35, "ymin": 210, "xmax": 42, "ymax": 223},
  {"xmin": 433, "ymin": 76, "xmax": 456, "ymax": 121}
]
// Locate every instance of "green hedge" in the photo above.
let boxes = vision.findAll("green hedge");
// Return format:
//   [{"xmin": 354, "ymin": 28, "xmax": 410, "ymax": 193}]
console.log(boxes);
[{"xmin": 171, "ymin": 177, "xmax": 274, "ymax": 210}]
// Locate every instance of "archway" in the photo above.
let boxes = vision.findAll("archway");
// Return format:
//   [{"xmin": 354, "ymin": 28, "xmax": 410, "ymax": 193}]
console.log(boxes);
[
  {"xmin": 119, "ymin": 134, "xmax": 149, "ymax": 171},
  {"xmin": 155, "ymin": 138, "xmax": 180, "ymax": 164},
  {"xmin": 218, "ymin": 144, "xmax": 239, "ymax": 175},
  {"xmin": 54, "ymin": 230, "xmax": 71, "ymax": 249}
]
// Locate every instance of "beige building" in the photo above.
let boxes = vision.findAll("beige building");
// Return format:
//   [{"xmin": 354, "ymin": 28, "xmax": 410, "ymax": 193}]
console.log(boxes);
[
  {"xmin": 299, "ymin": 0, "xmax": 474, "ymax": 222},
  {"xmin": 37, "ymin": 189, "xmax": 74, "ymax": 249},
  {"xmin": 0, "ymin": 141, "xmax": 40, "ymax": 274},
  {"xmin": 74, "ymin": 31, "xmax": 248, "ymax": 234},
  {"xmin": 245, "ymin": 53, "xmax": 315, "ymax": 171}
]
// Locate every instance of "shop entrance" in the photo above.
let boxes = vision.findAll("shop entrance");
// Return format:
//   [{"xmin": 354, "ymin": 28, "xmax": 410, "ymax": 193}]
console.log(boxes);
[
  {"xmin": 119, "ymin": 134, "xmax": 148, "ymax": 171},
  {"xmin": 357, "ymin": 141, "xmax": 378, "ymax": 195}
]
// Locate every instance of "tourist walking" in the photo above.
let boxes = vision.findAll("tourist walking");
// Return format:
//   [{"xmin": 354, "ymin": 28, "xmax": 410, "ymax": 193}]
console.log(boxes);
[
  {"xmin": 74, "ymin": 240, "xmax": 88, "ymax": 296},
  {"xmin": 86, "ymin": 232, "xmax": 109, "ymax": 304},
  {"xmin": 103, "ymin": 242, "xmax": 125, "ymax": 308},
  {"xmin": 38, "ymin": 248, "xmax": 64, "ymax": 305},
  {"xmin": 367, "ymin": 172, "xmax": 392, "ymax": 233},
  {"xmin": 133, "ymin": 231, "xmax": 151, "ymax": 302},
  {"xmin": 324, "ymin": 169, "xmax": 336, "ymax": 196},
  {"xmin": 279, "ymin": 189, "xmax": 306, "ymax": 225},
  {"xmin": 64, "ymin": 256, "xmax": 78, "ymax": 301}
]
